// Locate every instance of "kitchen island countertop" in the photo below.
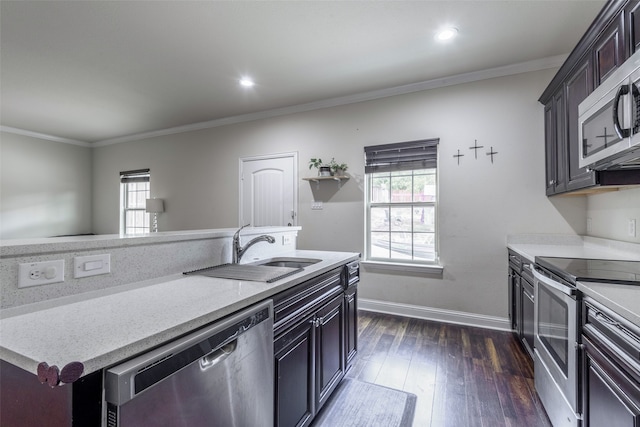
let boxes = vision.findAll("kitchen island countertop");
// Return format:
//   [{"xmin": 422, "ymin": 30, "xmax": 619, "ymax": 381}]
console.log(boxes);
[{"xmin": 0, "ymin": 249, "xmax": 359, "ymax": 379}]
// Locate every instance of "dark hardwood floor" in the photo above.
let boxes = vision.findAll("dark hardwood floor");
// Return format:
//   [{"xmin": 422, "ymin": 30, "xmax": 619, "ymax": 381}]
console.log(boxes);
[{"xmin": 346, "ymin": 311, "xmax": 552, "ymax": 427}]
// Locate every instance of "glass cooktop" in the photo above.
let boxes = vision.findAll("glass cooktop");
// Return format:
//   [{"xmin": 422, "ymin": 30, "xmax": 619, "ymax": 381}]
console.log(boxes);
[{"xmin": 536, "ymin": 257, "xmax": 640, "ymax": 285}]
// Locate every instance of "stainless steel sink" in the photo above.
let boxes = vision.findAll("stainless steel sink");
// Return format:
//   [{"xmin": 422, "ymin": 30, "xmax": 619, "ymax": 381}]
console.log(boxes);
[
  {"xmin": 184, "ymin": 263, "xmax": 304, "ymax": 283},
  {"xmin": 252, "ymin": 257, "xmax": 322, "ymax": 269},
  {"xmin": 184, "ymin": 257, "xmax": 321, "ymax": 283}
]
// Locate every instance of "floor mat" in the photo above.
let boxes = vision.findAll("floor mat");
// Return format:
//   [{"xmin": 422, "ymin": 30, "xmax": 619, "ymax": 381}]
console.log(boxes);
[{"xmin": 311, "ymin": 378, "xmax": 417, "ymax": 427}]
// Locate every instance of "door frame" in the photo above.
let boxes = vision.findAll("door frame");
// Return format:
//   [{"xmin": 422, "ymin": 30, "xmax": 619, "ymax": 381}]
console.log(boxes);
[{"xmin": 238, "ymin": 151, "xmax": 299, "ymax": 227}]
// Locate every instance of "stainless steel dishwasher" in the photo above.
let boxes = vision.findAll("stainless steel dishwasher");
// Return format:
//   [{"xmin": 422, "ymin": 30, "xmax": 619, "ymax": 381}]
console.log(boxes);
[{"xmin": 104, "ymin": 300, "xmax": 273, "ymax": 427}]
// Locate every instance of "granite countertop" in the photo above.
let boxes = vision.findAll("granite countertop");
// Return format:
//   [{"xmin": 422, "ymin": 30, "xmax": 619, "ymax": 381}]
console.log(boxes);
[
  {"xmin": 0, "ymin": 249, "xmax": 359, "ymax": 380},
  {"xmin": 578, "ymin": 281, "xmax": 640, "ymax": 326},
  {"xmin": 507, "ymin": 237, "xmax": 640, "ymax": 263}
]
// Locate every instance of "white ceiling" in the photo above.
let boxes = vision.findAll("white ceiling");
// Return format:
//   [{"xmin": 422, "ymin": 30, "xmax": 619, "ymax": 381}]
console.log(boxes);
[{"xmin": 1, "ymin": 1, "xmax": 606, "ymax": 144}]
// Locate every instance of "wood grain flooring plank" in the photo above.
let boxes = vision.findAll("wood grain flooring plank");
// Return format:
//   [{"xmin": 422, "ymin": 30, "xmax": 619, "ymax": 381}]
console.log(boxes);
[
  {"xmin": 354, "ymin": 311, "xmax": 550, "ymax": 427},
  {"xmin": 375, "ymin": 355, "xmax": 410, "ymax": 390}
]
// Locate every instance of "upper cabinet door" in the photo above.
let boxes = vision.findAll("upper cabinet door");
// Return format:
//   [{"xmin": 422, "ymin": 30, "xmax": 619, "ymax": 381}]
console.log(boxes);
[
  {"xmin": 626, "ymin": 1, "xmax": 640, "ymax": 55},
  {"xmin": 594, "ymin": 14, "xmax": 626, "ymax": 87}
]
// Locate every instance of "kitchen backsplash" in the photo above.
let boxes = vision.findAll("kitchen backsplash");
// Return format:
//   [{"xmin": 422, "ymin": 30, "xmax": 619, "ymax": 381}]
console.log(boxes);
[{"xmin": 0, "ymin": 227, "xmax": 299, "ymax": 310}]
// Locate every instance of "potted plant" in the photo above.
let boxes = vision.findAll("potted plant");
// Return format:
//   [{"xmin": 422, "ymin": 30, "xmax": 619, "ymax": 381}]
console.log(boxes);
[
  {"xmin": 329, "ymin": 158, "xmax": 348, "ymax": 176},
  {"xmin": 309, "ymin": 158, "xmax": 332, "ymax": 176}
]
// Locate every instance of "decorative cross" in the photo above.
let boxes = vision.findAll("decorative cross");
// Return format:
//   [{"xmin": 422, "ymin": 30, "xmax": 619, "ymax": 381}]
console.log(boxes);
[
  {"xmin": 453, "ymin": 149, "xmax": 464, "ymax": 165},
  {"xmin": 595, "ymin": 126, "xmax": 615, "ymax": 148},
  {"xmin": 469, "ymin": 139, "xmax": 484, "ymax": 159},
  {"xmin": 486, "ymin": 146, "xmax": 498, "ymax": 163}
]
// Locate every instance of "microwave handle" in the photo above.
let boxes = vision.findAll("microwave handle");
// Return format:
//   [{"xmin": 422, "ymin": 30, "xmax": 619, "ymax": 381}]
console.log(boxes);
[
  {"xmin": 633, "ymin": 84, "xmax": 640, "ymax": 135},
  {"xmin": 613, "ymin": 84, "xmax": 630, "ymax": 138}
]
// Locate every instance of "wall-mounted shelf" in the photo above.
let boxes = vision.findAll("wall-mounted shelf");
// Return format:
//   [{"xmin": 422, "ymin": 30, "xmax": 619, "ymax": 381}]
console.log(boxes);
[{"xmin": 303, "ymin": 175, "xmax": 349, "ymax": 189}]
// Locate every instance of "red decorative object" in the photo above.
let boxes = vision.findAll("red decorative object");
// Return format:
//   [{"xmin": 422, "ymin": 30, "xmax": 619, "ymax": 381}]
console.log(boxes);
[
  {"xmin": 60, "ymin": 361, "xmax": 84, "ymax": 384},
  {"xmin": 46, "ymin": 365, "xmax": 60, "ymax": 387},
  {"xmin": 37, "ymin": 362, "xmax": 49, "ymax": 384}
]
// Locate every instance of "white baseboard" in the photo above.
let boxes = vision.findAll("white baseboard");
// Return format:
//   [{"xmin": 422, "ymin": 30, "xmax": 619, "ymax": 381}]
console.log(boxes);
[{"xmin": 358, "ymin": 298, "xmax": 511, "ymax": 332}]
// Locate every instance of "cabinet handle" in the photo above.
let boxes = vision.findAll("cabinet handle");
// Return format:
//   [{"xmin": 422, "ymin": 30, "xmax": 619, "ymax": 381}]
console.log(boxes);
[{"xmin": 595, "ymin": 311, "xmax": 620, "ymax": 328}]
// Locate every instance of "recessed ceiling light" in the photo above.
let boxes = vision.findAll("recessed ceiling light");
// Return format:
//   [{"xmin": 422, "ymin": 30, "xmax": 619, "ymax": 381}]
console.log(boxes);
[
  {"xmin": 239, "ymin": 77, "xmax": 255, "ymax": 88},
  {"xmin": 435, "ymin": 27, "xmax": 458, "ymax": 41}
]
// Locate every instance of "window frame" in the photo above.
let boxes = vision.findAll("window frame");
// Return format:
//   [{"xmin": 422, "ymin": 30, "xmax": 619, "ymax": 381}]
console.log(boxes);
[
  {"xmin": 119, "ymin": 169, "xmax": 151, "ymax": 235},
  {"xmin": 363, "ymin": 139, "xmax": 442, "ymax": 272}
]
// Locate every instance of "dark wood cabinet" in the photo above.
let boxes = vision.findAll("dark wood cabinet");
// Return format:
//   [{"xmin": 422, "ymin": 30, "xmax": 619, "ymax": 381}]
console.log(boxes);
[
  {"xmin": 581, "ymin": 298, "xmax": 640, "ymax": 427},
  {"xmin": 0, "ymin": 361, "xmax": 103, "ymax": 427},
  {"xmin": 551, "ymin": 88, "xmax": 568, "ymax": 194},
  {"xmin": 539, "ymin": 0, "xmax": 640, "ymax": 195},
  {"xmin": 508, "ymin": 251, "xmax": 522, "ymax": 334},
  {"xmin": 520, "ymin": 274, "xmax": 534, "ymax": 357},
  {"xmin": 344, "ymin": 283, "xmax": 358, "ymax": 367},
  {"xmin": 315, "ymin": 295, "xmax": 345, "ymax": 409},
  {"xmin": 507, "ymin": 250, "xmax": 533, "ymax": 359},
  {"xmin": 594, "ymin": 14, "xmax": 626, "ymax": 86},
  {"xmin": 273, "ymin": 262, "xmax": 358, "ymax": 427},
  {"xmin": 275, "ymin": 316, "xmax": 316, "ymax": 427},
  {"xmin": 626, "ymin": 1, "xmax": 640, "ymax": 54}
]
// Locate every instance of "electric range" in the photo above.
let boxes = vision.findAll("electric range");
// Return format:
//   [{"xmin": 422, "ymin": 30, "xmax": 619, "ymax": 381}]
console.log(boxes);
[{"xmin": 535, "ymin": 257, "xmax": 640, "ymax": 286}]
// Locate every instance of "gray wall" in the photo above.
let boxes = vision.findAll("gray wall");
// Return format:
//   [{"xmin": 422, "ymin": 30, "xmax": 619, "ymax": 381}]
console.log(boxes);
[
  {"xmin": 4, "ymin": 67, "xmax": 636, "ymax": 319},
  {"xmin": 91, "ymin": 68, "xmax": 587, "ymax": 319},
  {"xmin": 0, "ymin": 132, "xmax": 92, "ymax": 239},
  {"xmin": 587, "ymin": 187, "xmax": 640, "ymax": 243}
]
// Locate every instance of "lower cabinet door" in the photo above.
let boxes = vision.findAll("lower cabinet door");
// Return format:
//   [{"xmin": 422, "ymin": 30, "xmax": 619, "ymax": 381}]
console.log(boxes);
[
  {"xmin": 316, "ymin": 295, "xmax": 345, "ymax": 411},
  {"xmin": 275, "ymin": 316, "xmax": 315, "ymax": 427},
  {"xmin": 584, "ymin": 346, "xmax": 640, "ymax": 427},
  {"xmin": 345, "ymin": 284, "xmax": 358, "ymax": 367}
]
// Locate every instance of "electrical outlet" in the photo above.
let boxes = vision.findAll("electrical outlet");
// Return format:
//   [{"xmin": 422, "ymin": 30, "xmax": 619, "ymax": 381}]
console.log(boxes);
[
  {"xmin": 282, "ymin": 235, "xmax": 293, "ymax": 245},
  {"xmin": 18, "ymin": 260, "xmax": 65, "ymax": 288},
  {"xmin": 311, "ymin": 201, "xmax": 323, "ymax": 210},
  {"xmin": 629, "ymin": 219, "xmax": 637, "ymax": 237}
]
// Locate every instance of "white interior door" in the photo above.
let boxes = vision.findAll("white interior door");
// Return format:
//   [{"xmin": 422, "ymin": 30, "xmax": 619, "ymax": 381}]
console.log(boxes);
[{"xmin": 239, "ymin": 152, "xmax": 298, "ymax": 227}]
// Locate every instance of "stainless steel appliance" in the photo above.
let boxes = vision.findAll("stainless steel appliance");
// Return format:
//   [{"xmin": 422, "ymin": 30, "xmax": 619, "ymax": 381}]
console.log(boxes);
[
  {"xmin": 104, "ymin": 300, "xmax": 274, "ymax": 427},
  {"xmin": 532, "ymin": 263, "xmax": 580, "ymax": 427},
  {"xmin": 532, "ymin": 257, "xmax": 640, "ymax": 427},
  {"xmin": 579, "ymin": 49, "xmax": 640, "ymax": 170}
]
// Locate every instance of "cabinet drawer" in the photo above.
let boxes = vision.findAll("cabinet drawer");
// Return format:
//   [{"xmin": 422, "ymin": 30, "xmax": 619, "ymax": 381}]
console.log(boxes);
[
  {"xmin": 508, "ymin": 250, "xmax": 522, "ymax": 271},
  {"xmin": 582, "ymin": 335, "xmax": 640, "ymax": 426},
  {"xmin": 584, "ymin": 299, "xmax": 640, "ymax": 362},
  {"xmin": 273, "ymin": 267, "xmax": 343, "ymax": 335},
  {"xmin": 344, "ymin": 261, "xmax": 359, "ymax": 287}
]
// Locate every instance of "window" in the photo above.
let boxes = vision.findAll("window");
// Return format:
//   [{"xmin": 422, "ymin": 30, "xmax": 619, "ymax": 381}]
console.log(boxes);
[
  {"xmin": 120, "ymin": 169, "xmax": 150, "ymax": 235},
  {"xmin": 365, "ymin": 139, "xmax": 439, "ymax": 265}
]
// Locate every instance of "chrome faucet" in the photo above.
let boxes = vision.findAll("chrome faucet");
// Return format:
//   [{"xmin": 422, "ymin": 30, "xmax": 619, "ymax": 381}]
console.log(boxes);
[{"xmin": 232, "ymin": 224, "xmax": 276, "ymax": 264}]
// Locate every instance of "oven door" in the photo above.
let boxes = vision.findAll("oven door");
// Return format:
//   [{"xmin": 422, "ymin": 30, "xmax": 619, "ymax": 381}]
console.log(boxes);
[{"xmin": 532, "ymin": 266, "xmax": 579, "ymax": 425}]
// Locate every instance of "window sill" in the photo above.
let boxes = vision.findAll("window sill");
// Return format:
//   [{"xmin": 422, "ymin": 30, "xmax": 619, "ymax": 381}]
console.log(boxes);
[{"xmin": 361, "ymin": 260, "xmax": 444, "ymax": 276}]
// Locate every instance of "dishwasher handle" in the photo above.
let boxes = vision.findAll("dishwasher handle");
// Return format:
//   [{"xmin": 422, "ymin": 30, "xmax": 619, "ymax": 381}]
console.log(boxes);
[{"xmin": 200, "ymin": 340, "xmax": 237, "ymax": 370}]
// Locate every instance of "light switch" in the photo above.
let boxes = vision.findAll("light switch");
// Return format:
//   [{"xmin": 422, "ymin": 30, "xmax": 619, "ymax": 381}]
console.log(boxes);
[{"xmin": 74, "ymin": 254, "xmax": 111, "ymax": 278}]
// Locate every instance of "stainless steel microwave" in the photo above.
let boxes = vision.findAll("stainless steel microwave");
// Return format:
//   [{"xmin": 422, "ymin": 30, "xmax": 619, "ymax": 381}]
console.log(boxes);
[{"xmin": 578, "ymin": 49, "xmax": 640, "ymax": 170}]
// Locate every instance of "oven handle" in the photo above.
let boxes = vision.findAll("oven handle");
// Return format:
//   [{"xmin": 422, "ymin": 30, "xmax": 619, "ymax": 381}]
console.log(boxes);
[{"xmin": 531, "ymin": 265, "xmax": 576, "ymax": 296}]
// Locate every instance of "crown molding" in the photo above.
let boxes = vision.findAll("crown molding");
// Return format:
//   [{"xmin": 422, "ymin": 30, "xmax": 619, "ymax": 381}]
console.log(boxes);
[
  {"xmin": 0, "ymin": 126, "xmax": 91, "ymax": 147},
  {"xmin": 3, "ymin": 54, "xmax": 566, "ymax": 148},
  {"xmin": 94, "ymin": 54, "xmax": 566, "ymax": 146}
]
